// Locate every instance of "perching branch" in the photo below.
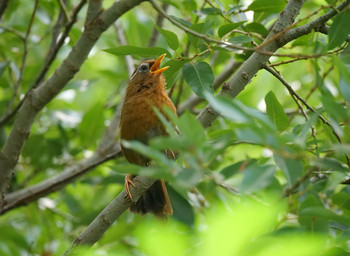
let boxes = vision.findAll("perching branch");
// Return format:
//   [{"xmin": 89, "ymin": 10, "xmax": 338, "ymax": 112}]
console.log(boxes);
[
  {"xmin": 1, "ymin": 95, "xmax": 123, "ymax": 214},
  {"xmin": 62, "ymin": 176, "xmax": 156, "ymax": 256},
  {"xmin": 0, "ymin": 0, "xmax": 147, "ymax": 207}
]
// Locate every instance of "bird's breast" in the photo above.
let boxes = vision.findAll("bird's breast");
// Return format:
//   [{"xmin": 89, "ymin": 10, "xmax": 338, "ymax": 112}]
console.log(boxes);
[{"xmin": 120, "ymin": 91, "xmax": 174, "ymax": 142}]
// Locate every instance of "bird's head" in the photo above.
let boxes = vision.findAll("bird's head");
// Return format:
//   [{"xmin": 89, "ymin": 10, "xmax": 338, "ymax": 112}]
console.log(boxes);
[{"xmin": 129, "ymin": 53, "xmax": 169, "ymax": 84}]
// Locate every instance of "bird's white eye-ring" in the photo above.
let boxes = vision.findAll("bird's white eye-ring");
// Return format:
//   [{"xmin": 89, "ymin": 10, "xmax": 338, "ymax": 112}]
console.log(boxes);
[{"xmin": 138, "ymin": 63, "xmax": 149, "ymax": 72}]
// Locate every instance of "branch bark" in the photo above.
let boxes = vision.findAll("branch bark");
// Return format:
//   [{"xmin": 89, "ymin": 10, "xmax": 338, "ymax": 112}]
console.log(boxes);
[
  {"xmin": 62, "ymin": 176, "xmax": 156, "ymax": 256},
  {"xmin": 1, "ymin": 145, "xmax": 121, "ymax": 214},
  {"xmin": 0, "ymin": 0, "xmax": 147, "ymax": 206}
]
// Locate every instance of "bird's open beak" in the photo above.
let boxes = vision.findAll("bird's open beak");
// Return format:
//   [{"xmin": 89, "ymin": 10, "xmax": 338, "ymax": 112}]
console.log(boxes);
[{"xmin": 151, "ymin": 54, "xmax": 169, "ymax": 74}]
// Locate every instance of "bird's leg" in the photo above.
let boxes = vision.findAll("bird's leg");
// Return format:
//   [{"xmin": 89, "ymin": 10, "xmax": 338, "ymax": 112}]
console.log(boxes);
[
  {"xmin": 124, "ymin": 174, "xmax": 136, "ymax": 201},
  {"xmin": 165, "ymin": 149, "xmax": 176, "ymax": 159}
]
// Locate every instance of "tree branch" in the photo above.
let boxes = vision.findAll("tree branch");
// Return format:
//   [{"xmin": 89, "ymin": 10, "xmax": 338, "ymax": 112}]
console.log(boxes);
[
  {"xmin": 62, "ymin": 176, "xmax": 156, "ymax": 256},
  {"xmin": 148, "ymin": 3, "xmax": 169, "ymax": 47},
  {"xmin": 0, "ymin": 0, "xmax": 87, "ymax": 126},
  {"xmin": 196, "ymin": 0, "xmax": 306, "ymax": 128},
  {"xmin": 263, "ymin": 64, "xmax": 350, "ymax": 167},
  {"xmin": 279, "ymin": 0, "xmax": 350, "ymax": 46},
  {"xmin": 0, "ymin": 0, "xmax": 147, "ymax": 206},
  {"xmin": 114, "ymin": 21, "xmax": 135, "ymax": 77},
  {"xmin": 1, "ymin": 145, "xmax": 121, "ymax": 214}
]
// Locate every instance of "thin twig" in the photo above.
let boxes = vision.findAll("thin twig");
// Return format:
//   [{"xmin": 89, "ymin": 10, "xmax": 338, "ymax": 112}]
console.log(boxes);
[
  {"xmin": 148, "ymin": 3, "xmax": 169, "ymax": 47},
  {"xmin": 114, "ymin": 21, "xmax": 135, "ymax": 77},
  {"xmin": 57, "ymin": 0, "xmax": 71, "ymax": 23},
  {"xmin": 1, "ymin": 0, "xmax": 39, "ymax": 122},
  {"xmin": 263, "ymin": 64, "xmax": 350, "ymax": 167},
  {"xmin": 0, "ymin": 0, "xmax": 87, "ymax": 126}
]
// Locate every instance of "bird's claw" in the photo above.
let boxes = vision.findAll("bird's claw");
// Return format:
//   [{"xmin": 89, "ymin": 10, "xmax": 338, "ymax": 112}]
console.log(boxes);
[{"xmin": 125, "ymin": 174, "xmax": 136, "ymax": 201}]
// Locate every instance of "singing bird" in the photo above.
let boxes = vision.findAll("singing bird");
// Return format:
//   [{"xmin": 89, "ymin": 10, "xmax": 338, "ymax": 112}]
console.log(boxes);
[{"xmin": 120, "ymin": 54, "xmax": 176, "ymax": 218}]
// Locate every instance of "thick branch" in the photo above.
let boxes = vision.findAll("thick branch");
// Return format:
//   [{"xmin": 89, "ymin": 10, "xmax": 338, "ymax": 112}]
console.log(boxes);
[
  {"xmin": 1, "ymin": 146, "xmax": 121, "ymax": 214},
  {"xmin": 62, "ymin": 176, "xmax": 156, "ymax": 256},
  {"xmin": 0, "ymin": 0, "xmax": 146, "ymax": 206},
  {"xmin": 279, "ymin": 0, "xmax": 350, "ymax": 46},
  {"xmin": 196, "ymin": 0, "xmax": 306, "ymax": 128}
]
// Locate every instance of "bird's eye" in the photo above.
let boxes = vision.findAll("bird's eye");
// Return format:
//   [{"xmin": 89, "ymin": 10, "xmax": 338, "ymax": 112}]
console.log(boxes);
[{"xmin": 138, "ymin": 64, "xmax": 149, "ymax": 72}]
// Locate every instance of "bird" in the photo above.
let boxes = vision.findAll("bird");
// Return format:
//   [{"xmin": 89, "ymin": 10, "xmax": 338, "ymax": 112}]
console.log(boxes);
[{"xmin": 119, "ymin": 54, "xmax": 176, "ymax": 218}]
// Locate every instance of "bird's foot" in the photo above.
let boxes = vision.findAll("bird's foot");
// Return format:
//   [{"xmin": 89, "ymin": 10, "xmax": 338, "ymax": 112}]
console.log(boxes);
[{"xmin": 124, "ymin": 174, "xmax": 136, "ymax": 201}]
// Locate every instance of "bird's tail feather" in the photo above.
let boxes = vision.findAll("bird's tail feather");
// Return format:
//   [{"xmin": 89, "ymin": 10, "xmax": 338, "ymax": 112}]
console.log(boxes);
[{"xmin": 130, "ymin": 179, "xmax": 173, "ymax": 218}]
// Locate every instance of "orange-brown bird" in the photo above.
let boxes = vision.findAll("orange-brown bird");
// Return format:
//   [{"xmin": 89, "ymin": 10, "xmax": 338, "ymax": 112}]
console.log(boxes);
[{"xmin": 120, "ymin": 54, "xmax": 176, "ymax": 218}]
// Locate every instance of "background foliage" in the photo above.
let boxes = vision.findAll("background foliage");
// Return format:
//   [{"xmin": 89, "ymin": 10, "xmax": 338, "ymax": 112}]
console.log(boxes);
[{"xmin": 0, "ymin": 0, "xmax": 350, "ymax": 255}]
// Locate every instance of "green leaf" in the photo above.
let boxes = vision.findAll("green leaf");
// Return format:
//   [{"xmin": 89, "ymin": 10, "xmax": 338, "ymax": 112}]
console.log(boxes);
[
  {"xmin": 183, "ymin": 62, "xmax": 214, "ymax": 98},
  {"xmin": 265, "ymin": 91, "xmax": 289, "ymax": 131},
  {"xmin": 240, "ymin": 164, "xmax": 276, "ymax": 193},
  {"xmin": 274, "ymin": 155, "xmax": 303, "ymax": 186},
  {"xmin": 248, "ymin": 0, "xmax": 286, "ymax": 13},
  {"xmin": 103, "ymin": 46, "xmax": 171, "ymax": 58},
  {"xmin": 311, "ymin": 158, "xmax": 349, "ymax": 173},
  {"xmin": 156, "ymin": 26, "xmax": 179, "ymax": 50},
  {"xmin": 78, "ymin": 103, "xmax": 105, "ymax": 148},
  {"xmin": 218, "ymin": 22, "xmax": 245, "ymax": 37},
  {"xmin": 245, "ymin": 22, "xmax": 268, "ymax": 36},
  {"xmin": 328, "ymin": 9, "xmax": 350, "ymax": 49},
  {"xmin": 229, "ymin": 35, "xmax": 253, "ymax": 45},
  {"xmin": 220, "ymin": 160, "xmax": 256, "ymax": 179},
  {"xmin": 187, "ymin": 22, "xmax": 212, "ymax": 48},
  {"xmin": 167, "ymin": 186, "xmax": 195, "ymax": 227},
  {"xmin": 163, "ymin": 59, "xmax": 189, "ymax": 88}
]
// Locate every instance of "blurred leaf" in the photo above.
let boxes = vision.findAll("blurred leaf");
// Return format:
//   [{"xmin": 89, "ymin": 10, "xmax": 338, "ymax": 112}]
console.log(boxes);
[
  {"xmin": 300, "ymin": 206, "xmax": 350, "ymax": 226},
  {"xmin": 240, "ymin": 164, "xmax": 276, "ymax": 193},
  {"xmin": 195, "ymin": 8, "xmax": 222, "ymax": 16},
  {"xmin": 248, "ymin": 0, "xmax": 286, "ymax": 13},
  {"xmin": 311, "ymin": 158, "xmax": 349, "ymax": 173},
  {"xmin": 183, "ymin": 62, "xmax": 214, "ymax": 98},
  {"xmin": 78, "ymin": 103, "xmax": 105, "ymax": 148},
  {"xmin": 167, "ymin": 185, "xmax": 195, "ymax": 227},
  {"xmin": 0, "ymin": 61, "xmax": 7, "ymax": 77},
  {"xmin": 274, "ymin": 155, "xmax": 303, "ymax": 186},
  {"xmin": 218, "ymin": 21, "xmax": 245, "ymax": 37},
  {"xmin": 104, "ymin": 46, "xmax": 171, "ymax": 58},
  {"xmin": 328, "ymin": 9, "xmax": 350, "ymax": 49},
  {"xmin": 220, "ymin": 160, "xmax": 256, "ymax": 179},
  {"xmin": 265, "ymin": 91, "xmax": 289, "ymax": 131},
  {"xmin": 156, "ymin": 26, "xmax": 179, "ymax": 50}
]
